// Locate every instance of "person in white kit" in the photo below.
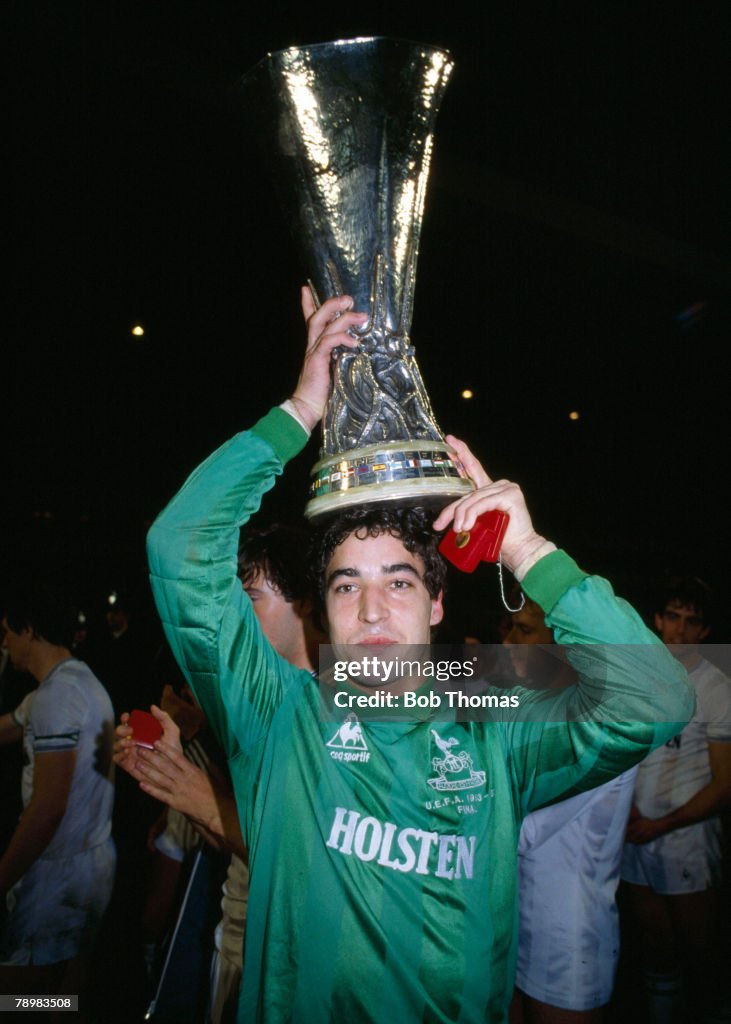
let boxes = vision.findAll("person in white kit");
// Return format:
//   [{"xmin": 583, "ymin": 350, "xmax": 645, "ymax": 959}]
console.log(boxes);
[
  {"xmin": 506, "ymin": 595, "xmax": 636, "ymax": 1024},
  {"xmin": 621, "ymin": 576, "xmax": 731, "ymax": 1022},
  {"xmin": 0, "ymin": 583, "xmax": 116, "ymax": 1004}
]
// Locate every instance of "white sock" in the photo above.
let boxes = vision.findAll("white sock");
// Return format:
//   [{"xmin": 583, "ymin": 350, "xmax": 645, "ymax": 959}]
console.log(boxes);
[{"xmin": 644, "ymin": 968, "xmax": 683, "ymax": 1024}]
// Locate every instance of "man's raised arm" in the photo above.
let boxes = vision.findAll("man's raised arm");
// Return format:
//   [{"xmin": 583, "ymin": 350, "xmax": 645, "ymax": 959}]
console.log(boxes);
[
  {"xmin": 433, "ymin": 438, "xmax": 696, "ymax": 811},
  {"xmin": 146, "ymin": 292, "xmax": 364, "ymax": 760}
]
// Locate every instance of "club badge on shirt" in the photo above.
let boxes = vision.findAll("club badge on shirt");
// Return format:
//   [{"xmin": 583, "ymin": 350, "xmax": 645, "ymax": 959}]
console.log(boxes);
[{"xmin": 427, "ymin": 730, "xmax": 486, "ymax": 792}]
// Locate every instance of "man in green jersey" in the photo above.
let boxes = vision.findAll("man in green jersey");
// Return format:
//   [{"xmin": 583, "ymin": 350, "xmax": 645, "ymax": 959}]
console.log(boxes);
[{"xmin": 144, "ymin": 289, "xmax": 694, "ymax": 1023}]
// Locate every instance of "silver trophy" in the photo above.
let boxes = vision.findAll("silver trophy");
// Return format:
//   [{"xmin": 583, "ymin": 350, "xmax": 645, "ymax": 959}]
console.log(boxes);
[{"xmin": 243, "ymin": 37, "xmax": 473, "ymax": 520}]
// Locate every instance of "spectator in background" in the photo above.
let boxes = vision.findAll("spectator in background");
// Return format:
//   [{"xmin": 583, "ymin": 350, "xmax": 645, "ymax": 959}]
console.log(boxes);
[
  {"xmin": 85, "ymin": 585, "xmax": 160, "ymax": 883},
  {"xmin": 621, "ymin": 576, "xmax": 731, "ymax": 1023},
  {"xmin": 0, "ymin": 583, "xmax": 115, "ymax": 1011},
  {"xmin": 0, "ymin": 647, "xmax": 35, "ymax": 853},
  {"xmin": 86, "ymin": 587, "xmax": 157, "ymax": 718}
]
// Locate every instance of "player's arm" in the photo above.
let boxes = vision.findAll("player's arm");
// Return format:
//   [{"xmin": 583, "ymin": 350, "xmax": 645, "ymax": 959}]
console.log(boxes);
[
  {"xmin": 513, "ymin": 561, "xmax": 694, "ymax": 811},
  {"xmin": 146, "ymin": 291, "xmax": 363, "ymax": 760},
  {"xmin": 0, "ymin": 749, "xmax": 76, "ymax": 894},
  {"xmin": 435, "ymin": 439, "xmax": 695, "ymax": 812},
  {"xmin": 0, "ymin": 711, "xmax": 22, "ymax": 746},
  {"xmin": 626, "ymin": 741, "xmax": 731, "ymax": 843}
]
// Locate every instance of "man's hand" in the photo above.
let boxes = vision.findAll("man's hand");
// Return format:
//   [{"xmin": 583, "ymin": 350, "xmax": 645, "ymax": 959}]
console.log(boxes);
[
  {"xmin": 625, "ymin": 815, "xmax": 667, "ymax": 845},
  {"xmin": 290, "ymin": 289, "xmax": 367, "ymax": 431},
  {"xmin": 118, "ymin": 704, "xmax": 216, "ymax": 829},
  {"xmin": 134, "ymin": 740, "xmax": 217, "ymax": 826},
  {"xmin": 133, "ymin": 739, "xmax": 245, "ymax": 855},
  {"xmin": 113, "ymin": 704, "xmax": 183, "ymax": 782},
  {"xmin": 113, "ymin": 712, "xmax": 141, "ymax": 778},
  {"xmin": 626, "ymin": 743, "xmax": 731, "ymax": 843},
  {"xmin": 433, "ymin": 435, "xmax": 553, "ymax": 577}
]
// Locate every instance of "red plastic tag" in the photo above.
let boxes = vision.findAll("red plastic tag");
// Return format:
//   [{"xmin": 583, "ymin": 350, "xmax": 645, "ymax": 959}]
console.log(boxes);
[
  {"xmin": 438, "ymin": 510, "xmax": 510, "ymax": 572},
  {"xmin": 128, "ymin": 709, "xmax": 163, "ymax": 749}
]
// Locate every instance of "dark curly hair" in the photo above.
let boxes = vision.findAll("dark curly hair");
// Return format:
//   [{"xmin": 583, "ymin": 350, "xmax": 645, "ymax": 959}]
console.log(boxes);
[
  {"xmin": 1, "ymin": 582, "xmax": 77, "ymax": 648},
  {"xmin": 655, "ymin": 575, "xmax": 714, "ymax": 628},
  {"xmin": 308, "ymin": 506, "xmax": 446, "ymax": 615},
  {"xmin": 237, "ymin": 525, "xmax": 311, "ymax": 604}
]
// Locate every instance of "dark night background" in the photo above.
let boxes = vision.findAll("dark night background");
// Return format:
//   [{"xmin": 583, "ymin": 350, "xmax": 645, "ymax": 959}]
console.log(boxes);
[{"xmin": 6, "ymin": 2, "xmax": 730, "ymax": 633}]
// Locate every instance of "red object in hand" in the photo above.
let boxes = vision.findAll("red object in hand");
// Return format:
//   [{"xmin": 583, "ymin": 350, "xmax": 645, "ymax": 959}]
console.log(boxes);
[
  {"xmin": 128, "ymin": 709, "xmax": 163, "ymax": 749},
  {"xmin": 439, "ymin": 510, "xmax": 510, "ymax": 572}
]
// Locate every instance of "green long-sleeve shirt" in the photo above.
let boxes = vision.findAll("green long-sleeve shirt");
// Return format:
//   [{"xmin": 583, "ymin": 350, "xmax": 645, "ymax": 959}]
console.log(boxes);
[{"xmin": 147, "ymin": 407, "xmax": 694, "ymax": 1023}]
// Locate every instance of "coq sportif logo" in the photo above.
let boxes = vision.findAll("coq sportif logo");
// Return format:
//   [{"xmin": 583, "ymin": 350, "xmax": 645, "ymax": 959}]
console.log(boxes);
[{"xmin": 326, "ymin": 713, "xmax": 371, "ymax": 763}]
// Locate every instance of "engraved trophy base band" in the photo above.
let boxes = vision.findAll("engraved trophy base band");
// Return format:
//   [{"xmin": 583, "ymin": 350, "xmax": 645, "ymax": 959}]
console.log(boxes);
[{"xmin": 305, "ymin": 440, "xmax": 474, "ymax": 521}]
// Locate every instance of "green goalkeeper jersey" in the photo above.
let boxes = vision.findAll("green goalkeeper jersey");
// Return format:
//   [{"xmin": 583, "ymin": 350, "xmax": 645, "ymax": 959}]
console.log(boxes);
[{"xmin": 147, "ymin": 407, "xmax": 693, "ymax": 1024}]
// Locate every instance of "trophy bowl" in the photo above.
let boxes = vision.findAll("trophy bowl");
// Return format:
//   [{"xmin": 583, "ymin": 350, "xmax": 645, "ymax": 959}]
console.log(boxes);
[{"xmin": 242, "ymin": 38, "xmax": 474, "ymax": 520}]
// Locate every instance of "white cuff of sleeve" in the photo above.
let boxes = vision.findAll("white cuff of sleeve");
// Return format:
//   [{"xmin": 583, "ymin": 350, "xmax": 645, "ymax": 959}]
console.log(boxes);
[
  {"xmin": 279, "ymin": 399, "xmax": 313, "ymax": 436},
  {"xmin": 512, "ymin": 541, "xmax": 558, "ymax": 582},
  {"xmin": 153, "ymin": 830, "xmax": 186, "ymax": 863}
]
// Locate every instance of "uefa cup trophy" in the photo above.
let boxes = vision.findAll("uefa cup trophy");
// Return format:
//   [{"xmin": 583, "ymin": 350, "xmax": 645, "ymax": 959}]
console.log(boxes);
[{"xmin": 243, "ymin": 37, "xmax": 474, "ymax": 520}]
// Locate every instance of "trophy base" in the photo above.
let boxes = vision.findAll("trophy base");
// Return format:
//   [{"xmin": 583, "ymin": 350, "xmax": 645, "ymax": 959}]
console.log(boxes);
[{"xmin": 305, "ymin": 440, "xmax": 473, "ymax": 522}]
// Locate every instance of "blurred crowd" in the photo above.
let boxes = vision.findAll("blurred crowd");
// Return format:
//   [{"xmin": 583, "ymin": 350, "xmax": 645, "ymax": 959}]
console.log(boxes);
[{"xmin": 1, "ymin": 534, "xmax": 729, "ymax": 1024}]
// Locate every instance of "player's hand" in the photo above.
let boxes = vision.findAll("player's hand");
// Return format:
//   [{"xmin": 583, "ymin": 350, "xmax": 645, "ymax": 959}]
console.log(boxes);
[
  {"xmin": 625, "ymin": 815, "xmax": 667, "ymax": 844},
  {"xmin": 291, "ymin": 288, "xmax": 367, "ymax": 430},
  {"xmin": 433, "ymin": 435, "xmax": 549, "ymax": 575}
]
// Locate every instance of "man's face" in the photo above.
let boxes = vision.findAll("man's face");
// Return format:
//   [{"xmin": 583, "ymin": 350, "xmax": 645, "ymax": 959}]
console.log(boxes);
[
  {"xmin": 504, "ymin": 604, "xmax": 554, "ymax": 646},
  {"xmin": 106, "ymin": 607, "xmax": 129, "ymax": 636},
  {"xmin": 324, "ymin": 530, "xmax": 443, "ymax": 649},
  {"xmin": 1, "ymin": 617, "xmax": 34, "ymax": 673},
  {"xmin": 503, "ymin": 604, "xmax": 555, "ymax": 682},
  {"xmin": 655, "ymin": 601, "xmax": 709, "ymax": 647},
  {"xmin": 244, "ymin": 570, "xmax": 306, "ymax": 664}
]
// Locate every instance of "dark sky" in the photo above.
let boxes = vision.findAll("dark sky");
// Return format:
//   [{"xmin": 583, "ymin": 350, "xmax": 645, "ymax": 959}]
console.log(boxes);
[{"xmin": 7, "ymin": 2, "xmax": 730, "ymax": 620}]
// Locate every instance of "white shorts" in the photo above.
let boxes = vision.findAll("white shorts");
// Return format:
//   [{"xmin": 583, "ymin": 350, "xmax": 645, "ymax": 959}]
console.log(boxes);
[
  {"xmin": 514, "ymin": 773, "xmax": 636, "ymax": 1011},
  {"xmin": 514, "ymin": 863, "xmax": 621, "ymax": 1009},
  {"xmin": 621, "ymin": 819, "xmax": 722, "ymax": 895},
  {"xmin": 0, "ymin": 839, "xmax": 116, "ymax": 966}
]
